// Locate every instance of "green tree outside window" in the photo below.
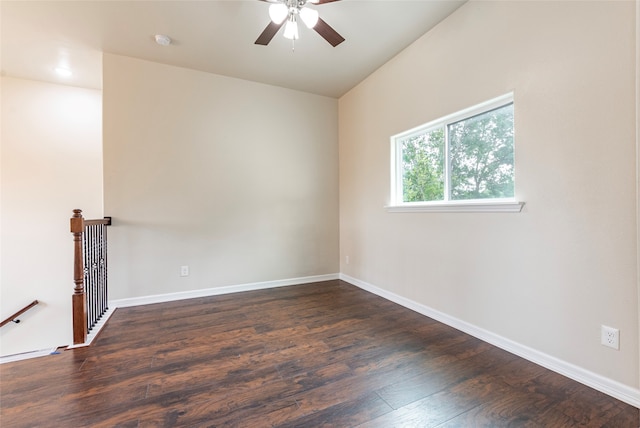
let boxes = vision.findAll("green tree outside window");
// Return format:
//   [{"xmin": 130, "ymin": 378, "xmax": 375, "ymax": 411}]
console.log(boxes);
[{"xmin": 400, "ymin": 102, "xmax": 514, "ymax": 203}]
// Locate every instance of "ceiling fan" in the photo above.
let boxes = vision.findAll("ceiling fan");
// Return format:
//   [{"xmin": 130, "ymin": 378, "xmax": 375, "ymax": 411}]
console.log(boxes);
[{"xmin": 255, "ymin": 0, "xmax": 345, "ymax": 47}]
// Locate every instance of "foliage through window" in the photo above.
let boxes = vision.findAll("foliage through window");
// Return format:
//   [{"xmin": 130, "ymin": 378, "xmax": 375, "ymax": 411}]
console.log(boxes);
[{"xmin": 392, "ymin": 94, "xmax": 515, "ymax": 206}]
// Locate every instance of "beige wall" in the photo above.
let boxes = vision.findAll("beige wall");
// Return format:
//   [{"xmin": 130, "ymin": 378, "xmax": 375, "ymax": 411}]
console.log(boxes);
[
  {"xmin": 0, "ymin": 76, "xmax": 103, "ymax": 356},
  {"xmin": 339, "ymin": 1, "xmax": 638, "ymax": 387},
  {"xmin": 103, "ymin": 54, "xmax": 339, "ymax": 299}
]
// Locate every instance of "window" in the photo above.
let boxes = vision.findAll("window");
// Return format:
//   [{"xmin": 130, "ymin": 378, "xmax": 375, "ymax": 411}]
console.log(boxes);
[{"xmin": 389, "ymin": 93, "xmax": 523, "ymax": 212}]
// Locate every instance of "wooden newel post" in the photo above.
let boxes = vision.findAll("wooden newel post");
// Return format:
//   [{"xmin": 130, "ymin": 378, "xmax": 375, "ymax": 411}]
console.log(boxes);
[{"xmin": 71, "ymin": 209, "xmax": 87, "ymax": 344}]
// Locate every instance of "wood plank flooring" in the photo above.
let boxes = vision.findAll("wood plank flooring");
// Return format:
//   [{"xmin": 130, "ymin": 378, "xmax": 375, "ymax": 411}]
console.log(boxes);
[{"xmin": 1, "ymin": 280, "xmax": 638, "ymax": 427}]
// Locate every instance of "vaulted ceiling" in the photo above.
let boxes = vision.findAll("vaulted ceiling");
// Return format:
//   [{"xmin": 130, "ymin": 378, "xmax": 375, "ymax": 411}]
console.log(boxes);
[{"xmin": 1, "ymin": 1, "xmax": 466, "ymax": 98}]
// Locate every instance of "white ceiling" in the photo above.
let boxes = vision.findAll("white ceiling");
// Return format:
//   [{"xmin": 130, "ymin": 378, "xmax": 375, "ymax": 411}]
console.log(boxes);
[{"xmin": 1, "ymin": 0, "xmax": 466, "ymax": 98}]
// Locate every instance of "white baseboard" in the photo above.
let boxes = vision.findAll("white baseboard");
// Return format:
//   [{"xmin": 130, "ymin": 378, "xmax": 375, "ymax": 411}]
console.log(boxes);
[
  {"xmin": 66, "ymin": 306, "xmax": 118, "ymax": 350},
  {"xmin": 1, "ymin": 308, "xmax": 119, "ymax": 360},
  {"xmin": 339, "ymin": 273, "xmax": 640, "ymax": 409},
  {"xmin": 110, "ymin": 273, "xmax": 340, "ymax": 308},
  {"xmin": 0, "ymin": 347, "xmax": 59, "ymax": 364}
]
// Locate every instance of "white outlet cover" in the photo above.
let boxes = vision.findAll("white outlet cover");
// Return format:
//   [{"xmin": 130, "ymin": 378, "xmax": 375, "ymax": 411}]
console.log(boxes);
[
  {"xmin": 180, "ymin": 265, "xmax": 189, "ymax": 277},
  {"xmin": 601, "ymin": 325, "xmax": 619, "ymax": 350}
]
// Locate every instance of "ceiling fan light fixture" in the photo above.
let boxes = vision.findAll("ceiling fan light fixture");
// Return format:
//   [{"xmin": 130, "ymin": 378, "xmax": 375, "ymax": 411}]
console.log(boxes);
[
  {"xmin": 255, "ymin": 0, "xmax": 344, "ymax": 47},
  {"xmin": 299, "ymin": 7, "xmax": 319, "ymax": 29},
  {"xmin": 269, "ymin": 3, "xmax": 288, "ymax": 24},
  {"xmin": 283, "ymin": 18, "xmax": 299, "ymax": 40}
]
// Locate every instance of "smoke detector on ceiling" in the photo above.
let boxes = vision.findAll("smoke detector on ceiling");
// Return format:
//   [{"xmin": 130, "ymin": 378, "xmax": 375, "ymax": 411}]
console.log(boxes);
[{"xmin": 154, "ymin": 34, "xmax": 172, "ymax": 46}]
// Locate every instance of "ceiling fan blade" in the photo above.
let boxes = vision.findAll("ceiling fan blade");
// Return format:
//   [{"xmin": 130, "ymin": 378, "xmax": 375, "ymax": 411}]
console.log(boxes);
[
  {"xmin": 314, "ymin": 17, "xmax": 345, "ymax": 47},
  {"xmin": 255, "ymin": 21, "xmax": 285, "ymax": 45},
  {"xmin": 311, "ymin": 0, "xmax": 342, "ymax": 4}
]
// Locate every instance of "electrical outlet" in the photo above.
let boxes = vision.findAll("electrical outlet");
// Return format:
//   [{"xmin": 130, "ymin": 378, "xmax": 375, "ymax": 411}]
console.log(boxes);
[
  {"xmin": 601, "ymin": 325, "xmax": 619, "ymax": 350},
  {"xmin": 180, "ymin": 265, "xmax": 189, "ymax": 277},
  {"xmin": 345, "ymin": 255, "xmax": 350, "ymax": 265}
]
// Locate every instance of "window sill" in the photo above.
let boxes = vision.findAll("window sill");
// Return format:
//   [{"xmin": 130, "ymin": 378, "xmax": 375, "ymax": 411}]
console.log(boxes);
[{"xmin": 385, "ymin": 200, "xmax": 525, "ymax": 213}]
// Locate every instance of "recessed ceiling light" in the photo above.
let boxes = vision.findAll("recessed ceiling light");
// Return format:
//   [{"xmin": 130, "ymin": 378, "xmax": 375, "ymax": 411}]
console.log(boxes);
[
  {"xmin": 154, "ymin": 34, "xmax": 172, "ymax": 46},
  {"xmin": 55, "ymin": 67, "xmax": 72, "ymax": 77}
]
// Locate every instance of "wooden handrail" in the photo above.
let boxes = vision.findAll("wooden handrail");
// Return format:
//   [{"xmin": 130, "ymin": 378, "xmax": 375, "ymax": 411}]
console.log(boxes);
[
  {"xmin": 1, "ymin": 300, "xmax": 39, "ymax": 328},
  {"xmin": 84, "ymin": 217, "xmax": 112, "ymax": 227}
]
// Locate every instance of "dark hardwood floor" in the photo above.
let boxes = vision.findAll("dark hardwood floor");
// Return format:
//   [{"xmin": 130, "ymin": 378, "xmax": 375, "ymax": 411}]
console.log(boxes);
[{"xmin": 1, "ymin": 280, "xmax": 638, "ymax": 427}]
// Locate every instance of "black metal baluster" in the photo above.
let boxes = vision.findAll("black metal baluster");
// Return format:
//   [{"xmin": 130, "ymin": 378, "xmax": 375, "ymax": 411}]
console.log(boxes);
[
  {"xmin": 88, "ymin": 225, "xmax": 94, "ymax": 330},
  {"xmin": 85, "ymin": 225, "xmax": 92, "ymax": 331},
  {"xmin": 97, "ymin": 225, "xmax": 105, "ymax": 323},
  {"xmin": 83, "ymin": 228, "xmax": 90, "ymax": 332},
  {"xmin": 82, "ymin": 222, "xmax": 110, "ymax": 333},
  {"xmin": 103, "ymin": 224, "xmax": 109, "ymax": 316}
]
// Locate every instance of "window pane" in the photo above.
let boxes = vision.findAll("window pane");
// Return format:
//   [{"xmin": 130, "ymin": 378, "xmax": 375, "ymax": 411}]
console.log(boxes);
[
  {"xmin": 448, "ymin": 103, "xmax": 514, "ymax": 200},
  {"xmin": 401, "ymin": 128, "xmax": 445, "ymax": 202}
]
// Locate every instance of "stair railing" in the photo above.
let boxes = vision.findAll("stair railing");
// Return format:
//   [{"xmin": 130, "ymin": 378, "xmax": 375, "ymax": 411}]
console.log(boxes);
[{"xmin": 70, "ymin": 209, "xmax": 111, "ymax": 345}]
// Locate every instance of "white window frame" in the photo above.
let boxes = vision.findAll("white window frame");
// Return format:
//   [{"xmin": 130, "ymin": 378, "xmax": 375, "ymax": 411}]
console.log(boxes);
[{"xmin": 387, "ymin": 93, "xmax": 524, "ymax": 213}]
